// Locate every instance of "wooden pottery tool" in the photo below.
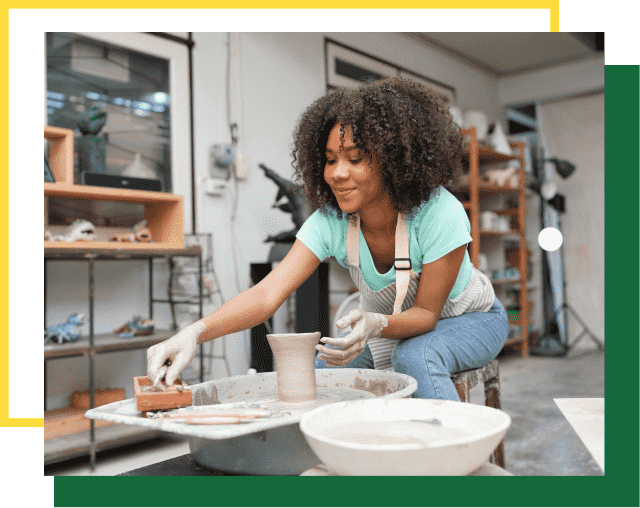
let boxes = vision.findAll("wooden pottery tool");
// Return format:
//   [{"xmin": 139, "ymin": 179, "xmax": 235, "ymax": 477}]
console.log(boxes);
[{"xmin": 134, "ymin": 376, "xmax": 192, "ymax": 413}]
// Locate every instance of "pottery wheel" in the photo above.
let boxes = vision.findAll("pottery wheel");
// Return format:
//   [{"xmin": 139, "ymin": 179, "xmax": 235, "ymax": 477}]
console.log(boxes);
[{"xmin": 224, "ymin": 386, "xmax": 375, "ymax": 413}]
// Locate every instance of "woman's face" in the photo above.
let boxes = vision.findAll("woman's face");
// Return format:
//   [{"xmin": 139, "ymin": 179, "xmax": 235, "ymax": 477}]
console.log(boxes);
[{"xmin": 324, "ymin": 123, "xmax": 386, "ymax": 214}]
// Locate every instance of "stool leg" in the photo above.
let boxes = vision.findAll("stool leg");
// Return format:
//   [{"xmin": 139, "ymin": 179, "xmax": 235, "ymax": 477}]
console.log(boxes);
[
  {"xmin": 484, "ymin": 375, "xmax": 505, "ymax": 468},
  {"xmin": 455, "ymin": 380, "xmax": 470, "ymax": 403}
]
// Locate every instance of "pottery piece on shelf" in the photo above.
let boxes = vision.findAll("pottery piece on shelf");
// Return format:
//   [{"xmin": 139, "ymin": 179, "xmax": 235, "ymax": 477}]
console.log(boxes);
[
  {"xmin": 55, "ymin": 219, "xmax": 96, "ymax": 242},
  {"xmin": 448, "ymin": 105, "xmax": 464, "ymax": 129},
  {"xmin": 45, "ymin": 313, "xmax": 87, "ymax": 344},
  {"xmin": 463, "ymin": 109, "xmax": 489, "ymax": 141},
  {"xmin": 484, "ymin": 167, "xmax": 517, "ymax": 188},
  {"xmin": 488, "ymin": 122, "xmax": 512, "ymax": 155},
  {"xmin": 121, "ymin": 153, "xmax": 158, "ymax": 180}
]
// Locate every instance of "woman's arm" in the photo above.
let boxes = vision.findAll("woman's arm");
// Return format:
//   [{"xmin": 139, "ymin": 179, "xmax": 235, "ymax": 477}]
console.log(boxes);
[
  {"xmin": 196, "ymin": 239, "xmax": 322, "ymax": 343},
  {"xmin": 378, "ymin": 244, "xmax": 467, "ymax": 340}
]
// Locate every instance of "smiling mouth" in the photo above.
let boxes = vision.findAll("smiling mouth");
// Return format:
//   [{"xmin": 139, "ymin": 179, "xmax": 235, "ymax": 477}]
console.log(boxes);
[{"xmin": 335, "ymin": 188, "xmax": 356, "ymax": 196}]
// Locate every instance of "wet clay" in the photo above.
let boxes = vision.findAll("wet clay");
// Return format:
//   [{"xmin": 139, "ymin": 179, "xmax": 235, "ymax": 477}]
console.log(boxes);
[
  {"xmin": 266, "ymin": 332, "xmax": 320, "ymax": 403},
  {"xmin": 225, "ymin": 386, "xmax": 375, "ymax": 413}
]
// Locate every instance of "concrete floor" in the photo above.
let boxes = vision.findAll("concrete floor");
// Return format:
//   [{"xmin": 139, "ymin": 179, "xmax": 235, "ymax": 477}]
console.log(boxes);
[{"xmin": 44, "ymin": 343, "xmax": 605, "ymax": 476}]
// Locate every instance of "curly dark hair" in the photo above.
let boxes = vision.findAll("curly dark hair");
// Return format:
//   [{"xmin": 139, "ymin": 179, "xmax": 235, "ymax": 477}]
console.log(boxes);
[{"xmin": 291, "ymin": 76, "xmax": 466, "ymax": 216}]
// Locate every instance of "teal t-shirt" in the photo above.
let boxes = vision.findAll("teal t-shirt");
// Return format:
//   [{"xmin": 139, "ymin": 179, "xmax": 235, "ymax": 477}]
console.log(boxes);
[{"xmin": 295, "ymin": 186, "xmax": 473, "ymax": 299}]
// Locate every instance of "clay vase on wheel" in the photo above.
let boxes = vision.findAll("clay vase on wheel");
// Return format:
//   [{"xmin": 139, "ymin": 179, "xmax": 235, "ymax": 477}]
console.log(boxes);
[{"xmin": 266, "ymin": 332, "xmax": 321, "ymax": 403}]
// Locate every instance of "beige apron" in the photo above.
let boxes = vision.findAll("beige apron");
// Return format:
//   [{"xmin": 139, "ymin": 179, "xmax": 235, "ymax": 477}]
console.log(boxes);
[{"xmin": 346, "ymin": 212, "xmax": 495, "ymax": 371}]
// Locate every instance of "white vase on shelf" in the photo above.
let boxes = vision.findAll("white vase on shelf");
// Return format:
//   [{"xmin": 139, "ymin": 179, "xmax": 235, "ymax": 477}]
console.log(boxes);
[
  {"xmin": 488, "ymin": 122, "xmax": 512, "ymax": 155},
  {"xmin": 463, "ymin": 110, "xmax": 489, "ymax": 142}
]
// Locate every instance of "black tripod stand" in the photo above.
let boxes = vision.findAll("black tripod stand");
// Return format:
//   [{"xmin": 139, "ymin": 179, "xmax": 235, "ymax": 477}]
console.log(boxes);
[
  {"xmin": 531, "ymin": 215, "xmax": 604, "ymax": 357},
  {"xmin": 533, "ymin": 299, "xmax": 605, "ymax": 356}
]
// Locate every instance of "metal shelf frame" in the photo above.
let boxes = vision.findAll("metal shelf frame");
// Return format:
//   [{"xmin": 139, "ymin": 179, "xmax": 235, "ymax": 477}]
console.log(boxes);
[{"xmin": 44, "ymin": 246, "xmax": 204, "ymax": 470}]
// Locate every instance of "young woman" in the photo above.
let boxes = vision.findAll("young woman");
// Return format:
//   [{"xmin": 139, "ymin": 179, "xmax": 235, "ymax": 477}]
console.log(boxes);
[{"xmin": 147, "ymin": 77, "xmax": 508, "ymax": 401}]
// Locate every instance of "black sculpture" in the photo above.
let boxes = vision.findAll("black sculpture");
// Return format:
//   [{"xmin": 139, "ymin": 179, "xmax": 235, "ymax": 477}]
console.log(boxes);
[
  {"xmin": 77, "ymin": 107, "xmax": 108, "ymax": 182},
  {"xmin": 260, "ymin": 163, "xmax": 312, "ymax": 260}
]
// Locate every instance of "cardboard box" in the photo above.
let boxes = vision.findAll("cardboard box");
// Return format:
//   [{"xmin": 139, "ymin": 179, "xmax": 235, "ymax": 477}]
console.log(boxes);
[{"xmin": 72, "ymin": 388, "xmax": 126, "ymax": 410}]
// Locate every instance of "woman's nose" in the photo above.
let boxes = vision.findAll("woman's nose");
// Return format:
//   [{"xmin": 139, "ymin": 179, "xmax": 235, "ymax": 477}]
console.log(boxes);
[{"xmin": 332, "ymin": 160, "xmax": 349, "ymax": 180}]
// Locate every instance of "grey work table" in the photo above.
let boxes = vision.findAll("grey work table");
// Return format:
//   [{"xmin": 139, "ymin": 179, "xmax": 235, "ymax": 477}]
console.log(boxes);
[{"xmin": 117, "ymin": 454, "xmax": 513, "ymax": 476}]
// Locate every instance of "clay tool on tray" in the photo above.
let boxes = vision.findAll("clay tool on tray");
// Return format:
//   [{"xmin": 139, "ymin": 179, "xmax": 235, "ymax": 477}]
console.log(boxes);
[{"xmin": 147, "ymin": 403, "xmax": 289, "ymax": 425}]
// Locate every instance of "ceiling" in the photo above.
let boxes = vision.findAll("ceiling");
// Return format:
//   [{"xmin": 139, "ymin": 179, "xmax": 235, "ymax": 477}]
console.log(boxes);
[{"xmin": 405, "ymin": 33, "xmax": 604, "ymax": 76}]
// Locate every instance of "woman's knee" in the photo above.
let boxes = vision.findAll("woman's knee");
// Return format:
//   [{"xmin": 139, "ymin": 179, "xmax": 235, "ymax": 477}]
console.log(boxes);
[{"xmin": 391, "ymin": 335, "xmax": 443, "ymax": 375}]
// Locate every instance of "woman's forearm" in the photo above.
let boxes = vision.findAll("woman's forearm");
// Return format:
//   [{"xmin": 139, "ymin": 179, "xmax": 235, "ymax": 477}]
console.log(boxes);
[
  {"xmin": 379, "ymin": 306, "xmax": 437, "ymax": 340},
  {"xmin": 196, "ymin": 284, "xmax": 275, "ymax": 344}
]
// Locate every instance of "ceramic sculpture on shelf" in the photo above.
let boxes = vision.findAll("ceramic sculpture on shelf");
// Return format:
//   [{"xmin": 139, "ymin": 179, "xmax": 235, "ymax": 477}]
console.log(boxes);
[
  {"xmin": 122, "ymin": 153, "xmax": 158, "ymax": 180},
  {"xmin": 45, "ymin": 313, "xmax": 87, "ymax": 344},
  {"xmin": 448, "ymin": 104, "xmax": 464, "ymax": 130},
  {"xmin": 484, "ymin": 166, "xmax": 517, "ymax": 188},
  {"xmin": 77, "ymin": 107, "xmax": 108, "ymax": 180},
  {"xmin": 463, "ymin": 109, "xmax": 489, "ymax": 142},
  {"xmin": 54, "ymin": 219, "xmax": 97, "ymax": 242},
  {"xmin": 488, "ymin": 122, "xmax": 512, "ymax": 155}
]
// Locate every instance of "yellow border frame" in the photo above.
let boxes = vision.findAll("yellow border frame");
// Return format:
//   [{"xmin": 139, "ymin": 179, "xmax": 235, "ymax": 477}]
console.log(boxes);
[{"xmin": 2, "ymin": 5, "xmax": 558, "ymax": 428}]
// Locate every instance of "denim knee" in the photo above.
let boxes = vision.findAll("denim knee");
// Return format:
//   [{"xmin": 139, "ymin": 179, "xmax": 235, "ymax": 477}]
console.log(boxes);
[{"xmin": 391, "ymin": 336, "xmax": 445, "ymax": 375}]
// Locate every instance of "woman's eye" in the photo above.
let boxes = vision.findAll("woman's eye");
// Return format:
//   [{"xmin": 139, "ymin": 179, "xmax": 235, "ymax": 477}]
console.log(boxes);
[
  {"xmin": 350, "ymin": 159, "xmax": 362, "ymax": 164},
  {"xmin": 326, "ymin": 160, "xmax": 336, "ymax": 165}
]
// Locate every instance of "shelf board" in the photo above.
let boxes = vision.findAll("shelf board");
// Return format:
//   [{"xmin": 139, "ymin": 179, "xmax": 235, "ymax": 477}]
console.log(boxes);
[
  {"xmin": 45, "ymin": 244, "xmax": 201, "ymax": 259},
  {"xmin": 44, "ymin": 331, "xmax": 175, "ymax": 359},
  {"xmin": 508, "ymin": 318, "xmax": 533, "ymax": 326},
  {"xmin": 490, "ymin": 278, "xmax": 524, "ymax": 285},
  {"xmin": 477, "ymin": 145, "xmax": 518, "ymax": 166},
  {"xmin": 480, "ymin": 229, "xmax": 521, "ymax": 236},
  {"xmin": 449, "ymin": 182, "xmax": 533, "ymax": 195},
  {"xmin": 44, "ymin": 182, "xmax": 180, "ymax": 204},
  {"xmin": 494, "ymin": 208, "xmax": 519, "ymax": 215},
  {"xmin": 44, "ymin": 423, "xmax": 164, "ymax": 466},
  {"xmin": 504, "ymin": 335, "xmax": 527, "ymax": 346}
]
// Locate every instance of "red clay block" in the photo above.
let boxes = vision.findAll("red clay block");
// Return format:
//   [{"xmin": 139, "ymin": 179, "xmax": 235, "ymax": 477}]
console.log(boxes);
[{"xmin": 134, "ymin": 376, "xmax": 192, "ymax": 412}]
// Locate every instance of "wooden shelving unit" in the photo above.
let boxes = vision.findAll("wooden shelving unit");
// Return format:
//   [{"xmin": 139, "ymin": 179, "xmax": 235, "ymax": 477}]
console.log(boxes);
[
  {"xmin": 43, "ymin": 126, "xmax": 195, "ymax": 468},
  {"xmin": 449, "ymin": 127, "xmax": 531, "ymax": 357},
  {"xmin": 44, "ymin": 126, "xmax": 184, "ymax": 251}
]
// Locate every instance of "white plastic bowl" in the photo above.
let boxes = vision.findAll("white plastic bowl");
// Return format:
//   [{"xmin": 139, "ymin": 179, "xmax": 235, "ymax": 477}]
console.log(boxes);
[{"xmin": 300, "ymin": 398, "xmax": 511, "ymax": 476}]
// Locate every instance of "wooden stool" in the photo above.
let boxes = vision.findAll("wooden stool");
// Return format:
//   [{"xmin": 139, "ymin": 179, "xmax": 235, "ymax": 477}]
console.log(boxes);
[{"xmin": 450, "ymin": 359, "xmax": 505, "ymax": 468}]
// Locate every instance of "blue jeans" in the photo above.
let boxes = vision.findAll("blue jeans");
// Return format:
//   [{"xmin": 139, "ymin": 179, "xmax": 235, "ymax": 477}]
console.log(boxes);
[{"xmin": 315, "ymin": 297, "xmax": 508, "ymax": 401}]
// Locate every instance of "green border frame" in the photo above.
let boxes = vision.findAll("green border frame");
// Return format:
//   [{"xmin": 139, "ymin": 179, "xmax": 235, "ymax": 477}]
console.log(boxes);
[{"xmin": 0, "ymin": 0, "xmax": 640, "ymax": 508}]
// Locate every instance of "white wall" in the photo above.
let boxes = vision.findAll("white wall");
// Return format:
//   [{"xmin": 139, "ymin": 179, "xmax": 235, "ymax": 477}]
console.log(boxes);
[
  {"xmin": 498, "ymin": 54, "xmax": 604, "ymax": 107},
  {"xmin": 45, "ymin": 32, "xmax": 507, "ymax": 409},
  {"xmin": 537, "ymin": 93, "xmax": 605, "ymax": 343}
]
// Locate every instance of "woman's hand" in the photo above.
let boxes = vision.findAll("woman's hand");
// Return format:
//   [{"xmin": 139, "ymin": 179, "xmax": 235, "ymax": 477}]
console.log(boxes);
[
  {"xmin": 147, "ymin": 321, "xmax": 206, "ymax": 386},
  {"xmin": 316, "ymin": 309, "xmax": 388, "ymax": 367}
]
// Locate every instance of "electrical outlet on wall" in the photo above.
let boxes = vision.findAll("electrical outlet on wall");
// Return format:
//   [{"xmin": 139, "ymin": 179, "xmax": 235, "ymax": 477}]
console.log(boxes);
[
  {"xmin": 236, "ymin": 153, "xmax": 248, "ymax": 179},
  {"xmin": 210, "ymin": 144, "xmax": 234, "ymax": 179}
]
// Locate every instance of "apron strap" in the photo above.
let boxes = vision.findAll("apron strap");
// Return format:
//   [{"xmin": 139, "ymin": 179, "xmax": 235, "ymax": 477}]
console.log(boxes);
[
  {"xmin": 346, "ymin": 213, "xmax": 360, "ymax": 267},
  {"xmin": 345, "ymin": 212, "xmax": 413, "ymax": 317},
  {"xmin": 393, "ymin": 213, "xmax": 412, "ymax": 315}
]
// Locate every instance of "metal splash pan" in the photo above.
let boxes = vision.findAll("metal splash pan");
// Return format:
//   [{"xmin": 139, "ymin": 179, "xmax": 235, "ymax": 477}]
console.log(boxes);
[{"xmin": 85, "ymin": 368, "xmax": 417, "ymax": 441}]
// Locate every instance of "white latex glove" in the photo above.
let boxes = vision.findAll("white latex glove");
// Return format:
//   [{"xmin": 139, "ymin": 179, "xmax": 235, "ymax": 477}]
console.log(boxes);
[
  {"xmin": 147, "ymin": 321, "xmax": 206, "ymax": 386},
  {"xmin": 316, "ymin": 309, "xmax": 388, "ymax": 367}
]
